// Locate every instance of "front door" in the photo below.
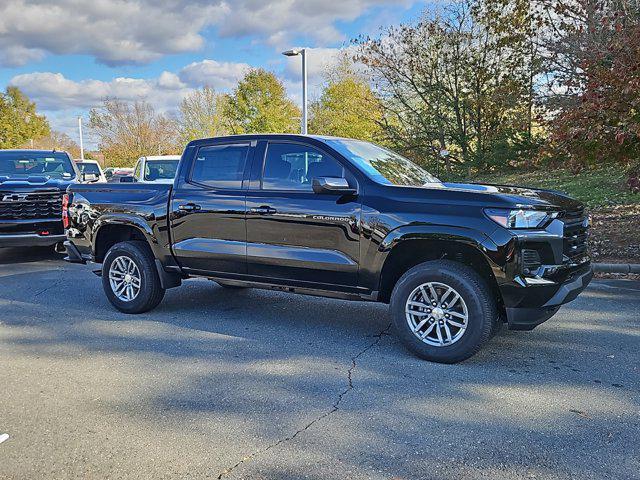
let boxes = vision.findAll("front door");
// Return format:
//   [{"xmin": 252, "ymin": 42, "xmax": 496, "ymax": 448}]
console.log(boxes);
[
  {"xmin": 245, "ymin": 140, "xmax": 361, "ymax": 289},
  {"xmin": 169, "ymin": 142, "xmax": 252, "ymax": 276}
]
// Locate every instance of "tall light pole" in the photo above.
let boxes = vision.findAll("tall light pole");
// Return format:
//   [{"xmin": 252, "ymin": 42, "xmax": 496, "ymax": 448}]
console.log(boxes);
[
  {"xmin": 282, "ymin": 48, "xmax": 308, "ymax": 135},
  {"xmin": 78, "ymin": 116, "xmax": 85, "ymax": 160}
]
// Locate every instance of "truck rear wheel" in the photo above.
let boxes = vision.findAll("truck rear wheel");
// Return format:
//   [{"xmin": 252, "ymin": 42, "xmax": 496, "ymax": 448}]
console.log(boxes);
[
  {"xmin": 102, "ymin": 241, "xmax": 165, "ymax": 314},
  {"xmin": 390, "ymin": 260, "xmax": 496, "ymax": 364}
]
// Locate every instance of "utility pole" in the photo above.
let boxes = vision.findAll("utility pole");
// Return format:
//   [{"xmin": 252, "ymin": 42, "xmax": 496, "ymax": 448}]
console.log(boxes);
[{"xmin": 78, "ymin": 116, "xmax": 85, "ymax": 160}]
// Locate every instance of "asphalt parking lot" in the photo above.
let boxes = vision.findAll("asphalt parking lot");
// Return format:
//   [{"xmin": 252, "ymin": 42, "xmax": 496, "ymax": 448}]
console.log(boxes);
[{"xmin": 0, "ymin": 247, "xmax": 638, "ymax": 480}]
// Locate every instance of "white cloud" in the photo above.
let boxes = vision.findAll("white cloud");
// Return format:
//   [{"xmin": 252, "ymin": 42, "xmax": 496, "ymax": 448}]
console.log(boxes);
[
  {"xmin": 216, "ymin": 0, "xmax": 415, "ymax": 48},
  {"xmin": 0, "ymin": 0, "xmax": 223, "ymax": 66},
  {"xmin": 179, "ymin": 60, "xmax": 251, "ymax": 90},
  {"xmin": 157, "ymin": 72, "xmax": 187, "ymax": 90},
  {"xmin": 8, "ymin": 58, "xmax": 253, "ymax": 114},
  {"xmin": 0, "ymin": 45, "xmax": 46, "ymax": 67},
  {"xmin": 8, "ymin": 70, "xmax": 197, "ymax": 149},
  {"xmin": 9, "ymin": 73, "xmax": 176, "ymax": 111},
  {"xmin": 282, "ymin": 46, "xmax": 360, "ymax": 83},
  {"xmin": 0, "ymin": 0, "xmax": 416, "ymax": 66}
]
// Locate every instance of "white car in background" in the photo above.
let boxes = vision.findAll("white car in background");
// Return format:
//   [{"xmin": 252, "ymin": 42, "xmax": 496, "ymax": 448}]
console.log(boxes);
[
  {"xmin": 75, "ymin": 160, "xmax": 107, "ymax": 182},
  {"xmin": 132, "ymin": 155, "xmax": 180, "ymax": 183}
]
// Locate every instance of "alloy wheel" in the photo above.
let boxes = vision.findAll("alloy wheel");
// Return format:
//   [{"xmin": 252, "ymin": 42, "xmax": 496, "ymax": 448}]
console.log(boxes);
[
  {"xmin": 108, "ymin": 256, "xmax": 142, "ymax": 302},
  {"xmin": 405, "ymin": 281, "xmax": 469, "ymax": 347}
]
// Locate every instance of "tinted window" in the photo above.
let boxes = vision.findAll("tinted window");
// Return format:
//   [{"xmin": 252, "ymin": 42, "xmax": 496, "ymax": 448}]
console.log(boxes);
[
  {"xmin": 0, "ymin": 152, "xmax": 76, "ymax": 179},
  {"xmin": 79, "ymin": 163, "xmax": 100, "ymax": 175},
  {"xmin": 262, "ymin": 142, "xmax": 344, "ymax": 191},
  {"xmin": 191, "ymin": 144, "xmax": 249, "ymax": 189},
  {"xmin": 145, "ymin": 160, "xmax": 178, "ymax": 181}
]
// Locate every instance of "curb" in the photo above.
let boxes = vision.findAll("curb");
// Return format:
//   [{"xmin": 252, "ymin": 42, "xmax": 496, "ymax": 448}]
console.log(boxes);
[{"xmin": 593, "ymin": 263, "xmax": 640, "ymax": 274}]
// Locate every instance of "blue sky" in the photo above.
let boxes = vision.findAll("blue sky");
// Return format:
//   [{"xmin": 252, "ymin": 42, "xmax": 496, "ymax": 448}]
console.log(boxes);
[{"xmin": 0, "ymin": 1, "xmax": 430, "ymax": 146}]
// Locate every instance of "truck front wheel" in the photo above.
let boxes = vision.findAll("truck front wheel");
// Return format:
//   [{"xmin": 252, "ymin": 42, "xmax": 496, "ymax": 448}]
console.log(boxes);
[
  {"xmin": 102, "ymin": 241, "xmax": 165, "ymax": 314},
  {"xmin": 390, "ymin": 260, "xmax": 496, "ymax": 364}
]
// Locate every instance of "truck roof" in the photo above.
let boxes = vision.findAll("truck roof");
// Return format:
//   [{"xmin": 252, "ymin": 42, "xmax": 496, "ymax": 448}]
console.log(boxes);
[
  {"xmin": 186, "ymin": 134, "xmax": 354, "ymax": 145},
  {"xmin": 0, "ymin": 149, "xmax": 70, "ymax": 154}
]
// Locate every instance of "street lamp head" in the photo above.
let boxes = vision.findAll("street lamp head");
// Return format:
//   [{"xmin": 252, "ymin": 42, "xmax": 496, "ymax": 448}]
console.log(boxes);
[{"xmin": 282, "ymin": 48, "xmax": 302, "ymax": 57}]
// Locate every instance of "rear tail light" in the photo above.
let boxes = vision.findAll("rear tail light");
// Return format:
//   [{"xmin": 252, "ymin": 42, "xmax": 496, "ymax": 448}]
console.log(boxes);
[{"xmin": 62, "ymin": 193, "xmax": 71, "ymax": 228}]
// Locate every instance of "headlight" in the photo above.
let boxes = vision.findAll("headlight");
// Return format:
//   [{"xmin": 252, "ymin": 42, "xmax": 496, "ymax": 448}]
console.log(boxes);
[{"xmin": 485, "ymin": 208, "xmax": 558, "ymax": 229}]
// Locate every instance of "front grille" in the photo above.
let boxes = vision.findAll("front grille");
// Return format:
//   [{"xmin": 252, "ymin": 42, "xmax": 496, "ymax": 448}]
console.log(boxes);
[
  {"xmin": 0, "ymin": 191, "xmax": 63, "ymax": 220},
  {"xmin": 562, "ymin": 209, "xmax": 589, "ymax": 261}
]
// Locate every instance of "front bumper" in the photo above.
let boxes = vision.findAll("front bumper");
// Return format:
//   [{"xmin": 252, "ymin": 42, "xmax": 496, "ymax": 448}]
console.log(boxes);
[
  {"xmin": 0, "ymin": 233, "xmax": 66, "ymax": 247},
  {"xmin": 501, "ymin": 263, "xmax": 593, "ymax": 330},
  {"xmin": 0, "ymin": 217, "xmax": 66, "ymax": 248}
]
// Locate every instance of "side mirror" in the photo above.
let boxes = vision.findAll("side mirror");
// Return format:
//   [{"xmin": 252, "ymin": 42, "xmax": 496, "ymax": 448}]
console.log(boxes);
[
  {"xmin": 119, "ymin": 175, "xmax": 135, "ymax": 183},
  {"xmin": 312, "ymin": 177, "xmax": 356, "ymax": 195},
  {"xmin": 82, "ymin": 172, "xmax": 100, "ymax": 183}
]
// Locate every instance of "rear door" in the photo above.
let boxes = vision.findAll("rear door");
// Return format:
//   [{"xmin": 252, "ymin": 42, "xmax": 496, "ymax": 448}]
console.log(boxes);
[
  {"xmin": 169, "ymin": 142, "xmax": 253, "ymax": 276},
  {"xmin": 245, "ymin": 140, "xmax": 361, "ymax": 289}
]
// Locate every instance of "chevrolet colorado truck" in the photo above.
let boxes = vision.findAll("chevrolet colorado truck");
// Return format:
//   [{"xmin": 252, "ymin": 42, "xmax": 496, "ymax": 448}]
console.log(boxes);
[
  {"xmin": 0, "ymin": 149, "xmax": 79, "ymax": 248},
  {"xmin": 64, "ymin": 135, "xmax": 592, "ymax": 363}
]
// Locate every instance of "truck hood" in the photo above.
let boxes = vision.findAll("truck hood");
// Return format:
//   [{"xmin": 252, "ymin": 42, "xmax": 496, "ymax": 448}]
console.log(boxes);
[
  {"xmin": 431, "ymin": 181, "xmax": 584, "ymax": 211},
  {"xmin": 0, "ymin": 176, "xmax": 76, "ymax": 193}
]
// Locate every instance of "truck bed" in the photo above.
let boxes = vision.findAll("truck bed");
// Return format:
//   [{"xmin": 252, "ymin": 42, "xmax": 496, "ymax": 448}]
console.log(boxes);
[{"xmin": 66, "ymin": 182, "xmax": 173, "ymax": 264}]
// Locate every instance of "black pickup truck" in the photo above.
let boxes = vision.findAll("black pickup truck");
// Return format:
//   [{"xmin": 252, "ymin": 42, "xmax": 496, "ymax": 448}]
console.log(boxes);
[
  {"xmin": 64, "ymin": 134, "xmax": 592, "ymax": 363},
  {"xmin": 0, "ymin": 149, "xmax": 79, "ymax": 248}
]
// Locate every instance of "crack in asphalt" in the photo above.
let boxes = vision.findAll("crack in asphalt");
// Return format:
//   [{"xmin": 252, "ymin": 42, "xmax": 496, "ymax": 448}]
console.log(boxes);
[
  {"xmin": 216, "ymin": 323, "xmax": 392, "ymax": 479},
  {"xmin": 32, "ymin": 266, "xmax": 65, "ymax": 299}
]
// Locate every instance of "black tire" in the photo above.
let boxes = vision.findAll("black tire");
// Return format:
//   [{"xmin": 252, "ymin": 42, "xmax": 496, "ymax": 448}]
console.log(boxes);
[
  {"xmin": 102, "ymin": 241, "xmax": 165, "ymax": 314},
  {"xmin": 390, "ymin": 260, "xmax": 496, "ymax": 364}
]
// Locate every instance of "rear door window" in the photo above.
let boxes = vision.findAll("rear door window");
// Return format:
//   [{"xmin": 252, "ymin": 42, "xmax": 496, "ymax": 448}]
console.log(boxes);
[{"xmin": 190, "ymin": 144, "xmax": 250, "ymax": 189}]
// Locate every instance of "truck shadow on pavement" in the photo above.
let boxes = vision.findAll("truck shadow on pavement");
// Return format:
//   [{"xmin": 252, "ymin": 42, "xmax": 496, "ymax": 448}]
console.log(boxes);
[
  {"xmin": 0, "ymin": 246, "xmax": 64, "ymax": 264},
  {"xmin": 0, "ymin": 248, "xmax": 638, "ymax": 479}
]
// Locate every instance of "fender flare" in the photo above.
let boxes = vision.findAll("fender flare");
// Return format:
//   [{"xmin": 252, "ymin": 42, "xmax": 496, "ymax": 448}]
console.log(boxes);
[
  {"xmin": 372, "ymin": 224, "xmax": 503, "ymax": 292},
  {"xmin": 379, "ymin": 224, "xmax": 498, "ymax": 253},
  {"xmin": 91, "ymin": 214, "xmax": 159, "ymax": 259}
]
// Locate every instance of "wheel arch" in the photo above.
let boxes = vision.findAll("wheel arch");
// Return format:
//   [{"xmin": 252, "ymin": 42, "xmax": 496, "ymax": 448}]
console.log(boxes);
[
  {"xmin": 92, "ymin": 216, "xmax": 156, "ymax": 263},
  {"xmin": 376, "ymin": 226, "xmax": 503, "ymax": 305}
]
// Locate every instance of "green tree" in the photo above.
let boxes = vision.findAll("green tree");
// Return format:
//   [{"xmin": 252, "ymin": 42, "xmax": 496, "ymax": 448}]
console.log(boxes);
[
  {"xmin": 224, "ymin": 69, "xmax": 300, "ymax": 134},
  {"xmin": 0, "ymin": 87, "xmax": 50, "ymax": 149},
  {"xmin": 356, "ymin": 0, "xmax": 538, "ymax": 176},
  {"xmin": 309, "ymin": 59, "xmax": 384, "ymax": 141},
  {"xmin": 178, "ymin": 86, "xmax": 230, "ymax": 143}
]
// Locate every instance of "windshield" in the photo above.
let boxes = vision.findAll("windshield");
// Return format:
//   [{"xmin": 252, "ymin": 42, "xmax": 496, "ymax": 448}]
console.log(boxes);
[
  {"xmin": 0, "ymin": 151, "xmax": 76, "ymax": 179},
  {"xmin": 144, "ymin": 160, "xmax": 178, "ymax": 181},
  {"xmin": 78, "ymin": 163, "xmax": 101, "ymax": 175},
  {"xmin": 324, "ymin": 139, "xmax": 439, "ymax": 187}
]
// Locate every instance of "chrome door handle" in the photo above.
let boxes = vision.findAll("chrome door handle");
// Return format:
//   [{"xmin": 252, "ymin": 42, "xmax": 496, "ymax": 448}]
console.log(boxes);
[
  {"xmin": 250, "ymin": 206, "xmax": 277, "ymax": 215},
  {"xmin": 178, "ymin": 203, "xmax": 201, "ymax": 212}
]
